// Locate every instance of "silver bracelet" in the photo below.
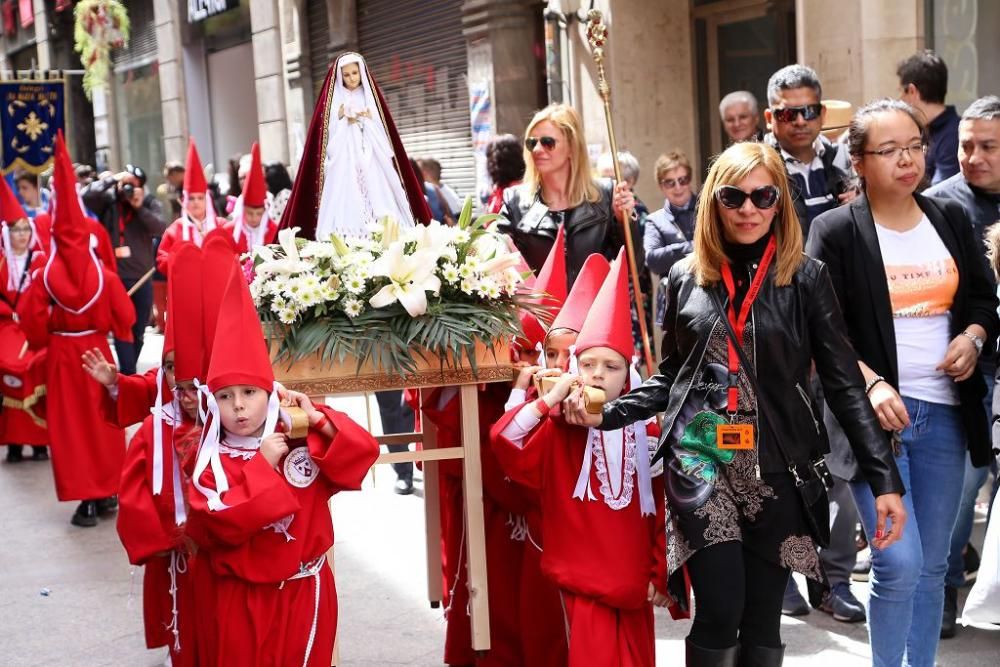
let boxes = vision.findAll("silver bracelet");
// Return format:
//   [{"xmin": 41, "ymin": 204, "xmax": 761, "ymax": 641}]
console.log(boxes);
[{"xmin": 865, "ymin": 375, "xmax": 886, "ymax": 394}]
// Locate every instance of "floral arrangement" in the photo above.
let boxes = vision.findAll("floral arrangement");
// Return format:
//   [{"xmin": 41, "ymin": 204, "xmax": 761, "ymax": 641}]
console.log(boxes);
[
  {"xmin": 74, "ymin": 0, "xmax": 130, "ymax": 100},
  {"xmin": 250, "ymin": 201, "xmax": 543, "ymax": 378}
]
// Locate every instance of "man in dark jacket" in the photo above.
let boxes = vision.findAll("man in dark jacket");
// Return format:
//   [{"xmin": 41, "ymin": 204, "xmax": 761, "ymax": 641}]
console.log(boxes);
[
  {"xmin": 82, "ymin": 165, "xmax": 167, "ymax": 375},
  {"xmin": 763, "ymin": 64, "xmax": 853, "ymax": 238},
  {"xmin": 898, "ymin": 49, "xmax": 961, "ymax": 186},
  {"xmin": 925, "ymin": 94, "xmax": 1000, "ymax": 638}
]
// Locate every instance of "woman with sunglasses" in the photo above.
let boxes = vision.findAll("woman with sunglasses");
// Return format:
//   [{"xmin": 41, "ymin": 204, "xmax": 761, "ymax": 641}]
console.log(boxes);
[
  {"xmin": 644, "ymin": 150, "xmax": 699, "ymax": 324},
  {"xmin": 498, "ymin": 103, "xmax": 634, "ymax": 287},
  {"xmin": 564, "ymin": 141, "xmax": 905, "ymax": 667},
  {"xmin": 807, "ymin": 99, "xmax": 999, "ymax": 667}
]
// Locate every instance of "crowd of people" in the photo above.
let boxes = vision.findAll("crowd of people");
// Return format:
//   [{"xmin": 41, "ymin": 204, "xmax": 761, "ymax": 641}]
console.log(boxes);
[{"xmin": 0, "ymin": 45, "xmax": 998, "ymax": 667}]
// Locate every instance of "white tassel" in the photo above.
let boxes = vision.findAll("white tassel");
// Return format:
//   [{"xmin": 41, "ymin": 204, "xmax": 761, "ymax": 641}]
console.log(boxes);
[
  {"xmin": 151, "ymin": 366, "xmax": 166, "ymax": 495},
  {"xmin": 629, "ymin": 356, "xmax": 656, "ymax": 517}
]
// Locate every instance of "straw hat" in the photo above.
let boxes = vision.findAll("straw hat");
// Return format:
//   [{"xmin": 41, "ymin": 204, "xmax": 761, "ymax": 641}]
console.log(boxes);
[{"xmin": 822, "ymin": 100, "xmax": 854, "ymax": 140}]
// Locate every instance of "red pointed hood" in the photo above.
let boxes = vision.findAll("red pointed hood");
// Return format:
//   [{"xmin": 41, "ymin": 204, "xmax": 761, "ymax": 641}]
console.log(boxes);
[
  {"xmin": 516, "ymin": 226, "xmax": 568, "ymax": 352},
  {"xmin": 183, "ymin": 138, "xmax": 208, "ymax": 194},
  {"xmin": 201, "ymin": 234, "xmax": 241, "ymax": 379},
  {"xmin": 43, "ymin": 132, "xmax": 103, "ymax": 313},
  {"xmin": 0, "ymin": 175, "xmax": 27, "ymax": 223},
  {"xmin": 242, "ymin": 143, "xmax": 267, "ymax": 208},
  {"xmin": 166, "ymin": 243, "xmax": 205, "ymax": 381},
  {"xmin": 206, "ymin": 261, "xmax": 273, "ymax": 392},
  {"xmin": 549, "ymin": 253, "xmax": 610, "ymax": 334},
  {"xmin": 574, "ymin": 248, "xmax": 633, "ymax": 361}
]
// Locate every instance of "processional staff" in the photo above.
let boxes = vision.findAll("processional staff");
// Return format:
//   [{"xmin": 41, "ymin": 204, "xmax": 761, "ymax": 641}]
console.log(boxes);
[{"xmin": 585, "ymin": 9, "xmax": 656, "ymax": 375}]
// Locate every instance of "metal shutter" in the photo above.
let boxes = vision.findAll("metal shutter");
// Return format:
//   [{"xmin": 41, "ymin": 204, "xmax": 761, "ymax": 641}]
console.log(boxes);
[
  {"xmin": 112, "ymin": 0, "xmax": 157, "ymax": 71},
  {"xmin": 307, "ymin": 0, "xmax": 332, "ymax": 102},
  {"xmin": 357, "ymin": 0, "xmax": 475, "ymax": 199}
]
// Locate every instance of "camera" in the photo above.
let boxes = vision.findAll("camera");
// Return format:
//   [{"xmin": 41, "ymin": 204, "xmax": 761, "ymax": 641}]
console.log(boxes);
[{"xmin": 118, "ymin": 182, "xmax": 135, "ymax": 202}]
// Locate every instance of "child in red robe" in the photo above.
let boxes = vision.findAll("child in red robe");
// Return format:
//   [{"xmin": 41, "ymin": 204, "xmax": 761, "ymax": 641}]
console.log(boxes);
[
  {"xmin": 0, "ymin": 181, "xmax": 49, "ymax": 462},
  {"xmin": 19, "ymin": 133, "xmax": 135, "ymax": 527},
  {"xmin": 218, "ymin": 143, "xmax": 278, "ymax": 256},
  {"xmin": 185, "ymin": 263, "xmax": 379, "ymax": 666},
  {"xmin": 492, "ymin": 248, "xmax": 671, "ymax": 667},
  {"xmin": 156, "ymin": 138, "xmax": 219, "ymax": 275},
  {"xmin": 117, "ymin": 243, "xmax": 205, "ymax": 666}
]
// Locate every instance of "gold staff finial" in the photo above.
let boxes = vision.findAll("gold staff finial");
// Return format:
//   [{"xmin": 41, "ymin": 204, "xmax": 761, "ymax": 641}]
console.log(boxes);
[{"xmin": 583, "ymin": 7, "xmax": 655, "ymax": 374}]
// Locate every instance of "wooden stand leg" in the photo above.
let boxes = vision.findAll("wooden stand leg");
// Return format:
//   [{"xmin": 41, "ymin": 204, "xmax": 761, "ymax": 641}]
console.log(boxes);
[
  {"xmin": 420, "ymin": 388, "xmax": 444, "ymax": 608},
  {"xmin": 459, "ymin": 385, "xmax": 491, "ymax": 651}
]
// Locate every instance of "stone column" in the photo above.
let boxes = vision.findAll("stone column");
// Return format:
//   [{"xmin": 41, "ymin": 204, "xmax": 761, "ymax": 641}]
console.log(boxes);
[
  {"xmin": 154, "ymin": 0, "xmax": 189, "ymax": 163},
  {"xmin": 251, "ymin": 0, "xmax": 290, "ymax": 165},
  {"xmin": 31, "ymin": 0, "xmax": 51, "ymax": 70},
  {"xmin": 461, "ymin": 0, "xmax": 545, "ymax": 136}
]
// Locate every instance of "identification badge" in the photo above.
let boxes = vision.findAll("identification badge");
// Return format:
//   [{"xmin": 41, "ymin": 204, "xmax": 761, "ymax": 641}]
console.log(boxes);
[
  {"xmin": 717, "ymin": 423, "xmax": 754, "ymax": 450},
  {"xmin": 114, "ymin": 246, "xmax": 132, "ymax": 258},
  {"xmin": 283, "ymin": 446, "xmax": 318, "ymax": 488}
]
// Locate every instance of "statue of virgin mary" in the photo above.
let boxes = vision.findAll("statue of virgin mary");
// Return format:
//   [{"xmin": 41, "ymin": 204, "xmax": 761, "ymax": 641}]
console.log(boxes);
[{"xmin": 280, "ymin": 52, "xmax": 431, "ymax": 240}]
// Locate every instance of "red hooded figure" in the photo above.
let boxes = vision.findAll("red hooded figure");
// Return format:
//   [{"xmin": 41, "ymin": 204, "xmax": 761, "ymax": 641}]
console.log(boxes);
[
  {"xmin": 278, "ymin": 51, "xmax": 431, "ymax": 240},
  {"xmin": 21, "ymin": 132, "xmax": 135, "ymax": 519}
]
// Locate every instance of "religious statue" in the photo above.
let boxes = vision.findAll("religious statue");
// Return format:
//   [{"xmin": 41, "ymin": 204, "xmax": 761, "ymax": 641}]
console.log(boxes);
[{"xmin": 281, "ymin": 52, "xmax": 431, "ymax": 240}]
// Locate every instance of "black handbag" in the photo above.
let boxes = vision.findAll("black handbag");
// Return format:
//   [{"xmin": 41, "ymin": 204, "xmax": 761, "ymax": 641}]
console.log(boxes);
[{"xmin": 709, "ymin": 290, "xmax": 834, "ymax": 547}]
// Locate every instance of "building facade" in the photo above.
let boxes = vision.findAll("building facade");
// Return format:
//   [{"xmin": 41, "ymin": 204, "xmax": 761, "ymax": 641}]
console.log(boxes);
[{"xmin": 2, "ymin": 1, "xmax": 996, "ymax": 207}]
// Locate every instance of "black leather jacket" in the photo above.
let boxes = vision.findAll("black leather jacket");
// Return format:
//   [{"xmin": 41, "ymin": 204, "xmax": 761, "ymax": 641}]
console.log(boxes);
[
  {"xmin": 601, "ymin": 255, "xmax": 904, "ymax": 497},
  {"xmin": 497, "ymin": 180, "xmax": 623, "ymax": 287}
]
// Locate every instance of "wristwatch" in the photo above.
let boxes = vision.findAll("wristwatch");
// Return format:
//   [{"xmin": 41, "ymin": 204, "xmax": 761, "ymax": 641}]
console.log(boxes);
[{"xmin": 962, "ymin": 330, "xmax": 984, "ymax": 356}]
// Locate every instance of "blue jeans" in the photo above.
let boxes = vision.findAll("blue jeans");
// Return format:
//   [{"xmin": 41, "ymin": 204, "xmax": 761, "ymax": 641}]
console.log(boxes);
[
  {"xmin": 113, "ymin": 277, "xmax": 152, "ymax": 376},
  {"xmin": 850, "ymin": 397, "xmax": 966, "ymax": 667}
]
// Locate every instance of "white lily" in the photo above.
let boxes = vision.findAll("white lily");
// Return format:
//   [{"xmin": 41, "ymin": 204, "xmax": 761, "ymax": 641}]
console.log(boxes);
[
  {"xmin": 369, "ymin": 241, "xmax": 442, "ymax": 317},
  {"xmin": 409, "ymin": 219, "xmax": 455, "ymax": 261},
  {"xmin": 255, "ymin": 227, "xmax": 313, "ymax": 276},
  {"xmin": 479, "ymin": 251, "xmax": 523, "ymax": 277},
  {"xmin": 374, "ymin": 216, "xmax": 402, "ymax": 248}
]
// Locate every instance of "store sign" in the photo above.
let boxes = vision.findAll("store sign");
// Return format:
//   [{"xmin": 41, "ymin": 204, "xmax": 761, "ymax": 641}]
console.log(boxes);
[
  {"xmin": 0, "ymin": 80, "xmax": 65, "ymax": 176},
  {"xmin": 187, "ymin": 0, "xmax": 238, "ymax": 23}
]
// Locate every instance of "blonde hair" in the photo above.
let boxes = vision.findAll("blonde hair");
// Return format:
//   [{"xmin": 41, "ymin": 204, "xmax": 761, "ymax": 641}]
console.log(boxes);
[
  {"xmin": 654, "ymin": 150, "xmax": 693, "ymax": 183},
  {"xmin": 523, "ymin": 104, "xmax": 600, "ymax": 207},
  {"xmin": 691, "ymin": 142, "xmax": 803, "ymax": 286}
]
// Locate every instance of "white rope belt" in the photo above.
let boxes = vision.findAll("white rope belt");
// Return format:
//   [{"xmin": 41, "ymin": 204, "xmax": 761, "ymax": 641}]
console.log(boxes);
[
  {"xmin": 279, "ymin": 553, "xmax": 327, "ymax": 667},
  {"xmin": 166, "ymin": 550, "xmax": 189, "ymax": 652},
  {"xmin": 52, "ymin": 329, "xmax": 98, "ymax": 337}
]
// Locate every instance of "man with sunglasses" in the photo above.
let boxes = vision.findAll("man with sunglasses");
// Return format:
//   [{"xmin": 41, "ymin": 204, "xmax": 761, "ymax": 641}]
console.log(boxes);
[
  {"xmin": 764, "ymin": 64, "xmax": 853, "ymax": 237},
  {"xmin": 82, "ymin": 164, "xmax": 168, "ymax": 375}
]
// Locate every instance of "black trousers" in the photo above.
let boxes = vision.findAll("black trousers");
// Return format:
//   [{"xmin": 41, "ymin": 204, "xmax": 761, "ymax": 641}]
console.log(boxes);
[
  {"xmin": 686, "ymin": 541, "xmax": 789, "ymax": 649},
  {"xmin": 375, "ymin": 390, "xmax": 414, "ymax": 482},
  {"xmin": 113, "ymin": 277, "xmax": 152, "ymax": 376}
]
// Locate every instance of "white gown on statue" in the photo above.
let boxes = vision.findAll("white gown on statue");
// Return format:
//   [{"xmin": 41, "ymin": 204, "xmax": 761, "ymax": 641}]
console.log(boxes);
[{"xmin": 315, "ymin": 55, "xmax": 415, "ymax": 240}]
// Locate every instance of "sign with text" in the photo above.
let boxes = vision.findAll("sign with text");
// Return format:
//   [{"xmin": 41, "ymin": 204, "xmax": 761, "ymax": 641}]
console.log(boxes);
[
  {"xmin": 187, "ymin": 0, "xmax": 239, "ymax": 23},
  {"xmin": 0, "ymin": 80, "xmax": 65, "ymax": 175}
]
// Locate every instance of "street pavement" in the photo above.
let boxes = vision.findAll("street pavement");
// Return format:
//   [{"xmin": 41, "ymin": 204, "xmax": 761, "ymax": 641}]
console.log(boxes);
[{"xmin": 1, "ymin": 332, "xmax": 998, "ymax": 665}]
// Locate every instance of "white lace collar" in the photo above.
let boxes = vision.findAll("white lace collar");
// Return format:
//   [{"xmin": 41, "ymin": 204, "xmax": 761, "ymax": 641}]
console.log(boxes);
[{"xmin": 219, "ymin": 433, "xmax": 261, "ymax": 460}]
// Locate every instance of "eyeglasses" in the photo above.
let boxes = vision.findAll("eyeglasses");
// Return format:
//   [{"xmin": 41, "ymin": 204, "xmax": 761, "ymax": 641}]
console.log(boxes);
[
  {"xmin": 171, "ymin": 386, "xmax": 199, "ymax": 397},
  {"xmin": 770, "ymin": 104, "xmax": 823, "ymax": 124},
  {"xmin": 715, "ymin": 185, "xmax": 781, "ymax": 210},
  {"xmin": 659, "ymin": 175, "xmax": 692, "ymax": 189},
  {"xmin": 862, "ymin": 142, "xmax": 927, "ymax": 161},
  {"xmin": 9, "ymin": 226, "xmax": 31, "ymax": 234},
  {"xmin": 525, "ymin": 136, "xmax": 558, "ymax": 151}
]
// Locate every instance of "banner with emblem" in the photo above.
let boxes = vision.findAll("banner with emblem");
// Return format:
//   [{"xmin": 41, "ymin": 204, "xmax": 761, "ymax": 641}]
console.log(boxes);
[{"xmin": 0, "ymin": 80, "xmax": 66, "ymax": 175}]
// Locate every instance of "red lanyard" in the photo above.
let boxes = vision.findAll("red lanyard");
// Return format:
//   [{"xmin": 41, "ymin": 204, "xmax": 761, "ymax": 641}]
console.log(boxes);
[{"xmin": 719, "ymin": 236, "xmax": 776, "ymax": 414}]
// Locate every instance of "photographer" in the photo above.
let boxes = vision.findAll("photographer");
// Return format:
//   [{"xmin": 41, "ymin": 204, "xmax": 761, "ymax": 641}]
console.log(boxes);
[{"xmin": 82, "ymin": 165, "xmax": 167, "ymax": 374}]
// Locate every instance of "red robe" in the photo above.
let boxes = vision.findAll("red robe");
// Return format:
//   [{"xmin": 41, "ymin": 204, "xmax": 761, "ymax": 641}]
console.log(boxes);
[
  {"xmin": 21, "ymin": 266, "xmax": 135, "ymax": 500},
  {"xmin": 99, "ymin": 368, "xmax": 165, "ymax": 429},
  {"xmin": 0, "ymin": 250, "xmax": 48, "ymax": 446},
  {"xmin": 420, "ymin": 384, "xmax": 559, "ymax": 667},
  {"xmin": 185, "ymin": 406, "xmax": 378, "ymax": 667},
  {"xmin": 117, "ymin": 412, "xmax": 201, "ymax": 666},
  {"xmin": 217, "ymin": 219, "xmax": 278, "ymax": 256},
  {"xmin": 34, "ymin": 213, "xmax": 117, "ymax": 274},
  {"xmin": 492, "ymin": 407, "xmax": 667, "ymax": 667},
  {"xmin": 156, "ymin": 219, "xmax": 215, "ymax": 275}
]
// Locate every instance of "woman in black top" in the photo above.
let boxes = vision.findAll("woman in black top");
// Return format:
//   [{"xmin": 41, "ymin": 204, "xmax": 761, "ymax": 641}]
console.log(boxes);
[
  {"xmin": 565, "ymin": 141, "xmax": 905, "ymax": 666},
  {"xmin": 806, "ymin": 99, "xmax": 999, "ymax": 667},
  {"xmin": 498, "ymin": 103, "xmax": 633, "ymax": 287}
]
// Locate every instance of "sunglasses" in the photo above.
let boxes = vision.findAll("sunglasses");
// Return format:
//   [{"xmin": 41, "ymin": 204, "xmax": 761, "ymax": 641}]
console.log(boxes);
[
  {"xmin": 715, "ymin": 185, "xmax": 780, "ymax": 210},
  {"xmin": 770, "ymin": 104, "xmax": 823, "ymax": 123},
  {"xmin": 659, "ymin": 175, "xmax": 691, "ymax": 189},
  {"xmin": 525, "ymin": 136, "xmax": 558, "ymax": 151}
]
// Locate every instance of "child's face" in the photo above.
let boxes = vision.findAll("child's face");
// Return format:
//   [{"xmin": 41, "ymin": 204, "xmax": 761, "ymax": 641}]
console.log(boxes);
[
  {"xmin": 175, "ymin": 380, "xmax": 200, "ymax": 420},
  {"xmin": 544, "ymin": 329, "xmax": 577, "ymax": 371},
  {"xmin": 244, "ymin": 206, "xmax": 265, "ymax": 228},
  {"xmin": 215, "ymin": 384, "xmax": 269, "ymax": 438},
  {"xmin": 162, "ymin": 352, "xmax": 176, "ymax": 389},
  {"xmin": 577, "ymin": 347, "xmax": 629, "ymax": 401}
]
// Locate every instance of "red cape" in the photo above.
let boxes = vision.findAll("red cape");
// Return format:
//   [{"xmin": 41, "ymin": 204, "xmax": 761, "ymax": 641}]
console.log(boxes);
[{"xmin": 278, "ymin": 56, "xmax": 431, "ymax": 239}]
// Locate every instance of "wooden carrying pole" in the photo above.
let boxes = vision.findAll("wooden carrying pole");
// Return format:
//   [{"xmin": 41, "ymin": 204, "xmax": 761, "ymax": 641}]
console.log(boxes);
[{"xmin": 585, "ymin": 9, "xmax": 656, "ymax": 374}]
